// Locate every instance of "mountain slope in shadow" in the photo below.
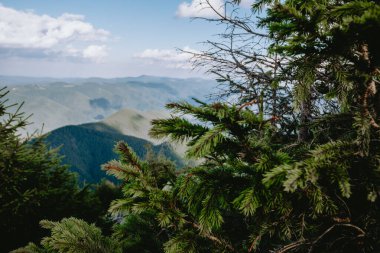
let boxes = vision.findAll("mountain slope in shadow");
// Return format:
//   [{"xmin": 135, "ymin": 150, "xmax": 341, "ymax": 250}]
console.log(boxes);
[{"xmin": 44, "ymin": 123, "xmax": 183, "ymax": 184}]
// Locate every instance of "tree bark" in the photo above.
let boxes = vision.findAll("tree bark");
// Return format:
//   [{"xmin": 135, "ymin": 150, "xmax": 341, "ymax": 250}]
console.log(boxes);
[{"xmin": 298, "ymin": 95, "xmax": 312, "ymax": 142}]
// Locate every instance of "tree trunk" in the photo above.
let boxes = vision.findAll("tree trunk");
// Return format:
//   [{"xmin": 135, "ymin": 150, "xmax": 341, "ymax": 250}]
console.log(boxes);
[{"xmin": 298, "ymin": 95, "xmax": 312, "ymax": 142}]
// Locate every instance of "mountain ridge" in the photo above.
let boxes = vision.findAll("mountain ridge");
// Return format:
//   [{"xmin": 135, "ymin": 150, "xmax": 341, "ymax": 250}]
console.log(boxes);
[
  {"xmin": 44, "ymin": 123, "xmax": 184, "ymax": 184},
  {"xmin": 1, "ymin": 75, "xmax": 216, "ymax": 135}
]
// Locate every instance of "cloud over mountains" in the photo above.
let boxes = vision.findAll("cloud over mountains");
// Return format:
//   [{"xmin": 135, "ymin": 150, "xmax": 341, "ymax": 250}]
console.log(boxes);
[
  {"xmin": 0, "ymin": 4, "xmax": 109, "ymax": 62},
  {"xmin": 135, "ymin": 47, "xmax": 199, "ymax": 70}
]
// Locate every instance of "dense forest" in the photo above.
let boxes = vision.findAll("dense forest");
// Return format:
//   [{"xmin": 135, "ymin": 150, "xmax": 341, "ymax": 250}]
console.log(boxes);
[
  {"xmin": 1, "ymin": 0, "xmax": 380, "ymax": 252},
  {"xmin": 45, "ymin": 123, "xmax": 184, "ymax": 183}
]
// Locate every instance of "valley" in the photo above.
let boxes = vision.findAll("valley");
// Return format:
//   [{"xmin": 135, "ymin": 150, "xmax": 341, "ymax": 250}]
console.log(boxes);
[
  {"xmin": 1, "ymin": 75, "xmax": 214, "ymax": 183},
  {"xmin": 1, "ymin": 75, "xmax": 215, "ymax": 134}
]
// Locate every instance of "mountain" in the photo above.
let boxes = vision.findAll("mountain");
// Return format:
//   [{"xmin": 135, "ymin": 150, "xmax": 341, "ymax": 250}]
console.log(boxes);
[
  {"xmin": 101, "ymin": 108, "xmax": 169, "ymax": 144},
  {"xmin": 1, "ymin": 75, "xmax": 207, "ymax": 183},
  {"xmin": 44, "ymin": 123, "xmax": 184, "ymax": 184},
  {"xmin": 101, "ymin": 108, "xmax": 189, "ymax": 156},
  {"xmin": 1, "ymin": 75, "xmax": 216, "ymax": 135}
]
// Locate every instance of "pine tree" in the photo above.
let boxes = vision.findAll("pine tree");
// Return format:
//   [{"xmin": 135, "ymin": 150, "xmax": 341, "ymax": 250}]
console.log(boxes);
[
  {"xmin": 10, "ymin": 0, "xmax": 380, "ymax": 252},
  {"xmin": 98, "ymin": 1, "xmax": 380, "ymax": 252},
  {"xmin": 12, "ymin": 218, "xmax": 121, "ymax": 253},
  {"xmin": 0, "ymin": 88, "xmax": 111, "ymax": 251}
]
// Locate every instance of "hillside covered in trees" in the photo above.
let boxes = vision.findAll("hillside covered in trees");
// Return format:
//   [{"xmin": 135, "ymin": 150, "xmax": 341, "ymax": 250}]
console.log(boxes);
[
  {"xmin": 2, "ymin": 0, "xmax": 380, "ymax": 253},
  {"xmin": 45, "ymin": 123, "xmax": 184, "ymax": 183}
]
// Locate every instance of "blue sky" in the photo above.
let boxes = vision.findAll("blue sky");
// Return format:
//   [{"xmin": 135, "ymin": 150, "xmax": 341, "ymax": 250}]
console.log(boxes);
[{"xmin": 0, "ymin": 0, "xmax": 254, "ymax": 78}]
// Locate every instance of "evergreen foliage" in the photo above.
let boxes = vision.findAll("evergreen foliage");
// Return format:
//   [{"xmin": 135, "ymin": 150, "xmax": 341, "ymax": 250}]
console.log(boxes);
[
  {"xmin": 8, "ymin": 0, "xmax": 380, "ymax": 252},
  {"xmin": 0, "ymin": 88, "xmax": 120, "ymax": 252},
  {"xmin": 12, "ymin": 218, "xmax": 121, "ymax": 253},
  {"xmin": 109, "ymin": 1, "xmax": 380, "ymax": 252}
]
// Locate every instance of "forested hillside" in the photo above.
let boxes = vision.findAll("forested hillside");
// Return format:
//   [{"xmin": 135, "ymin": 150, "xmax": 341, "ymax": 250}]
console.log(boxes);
[{"xmin": 45, "ymin": 123, "xmax": 184, "ymax": 183}]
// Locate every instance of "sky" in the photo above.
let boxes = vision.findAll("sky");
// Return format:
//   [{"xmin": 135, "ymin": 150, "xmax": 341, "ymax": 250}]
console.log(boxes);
[{"xmin": 0, "ymin": 0, "xmax": 254, "ymax": 78}]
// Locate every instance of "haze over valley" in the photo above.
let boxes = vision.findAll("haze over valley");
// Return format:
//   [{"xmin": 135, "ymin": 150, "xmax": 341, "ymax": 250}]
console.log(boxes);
[{"xmin": 2, "ymin": 75, "xmax": 216, "ymax": 135}]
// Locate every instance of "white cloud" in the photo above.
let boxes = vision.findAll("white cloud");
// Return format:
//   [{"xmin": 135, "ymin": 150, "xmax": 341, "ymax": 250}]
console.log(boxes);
[
  {"xmin": 240, "ymin": 0, "xmax": 254, "ymax": 8},
  {"xmin": 136, "ymin": 47, "xmax": 199, "ymax": 69},
  {"xmin": 82, "ymin": 45, "xmax": 108, "ymax": 62},
  {"xmin": 176, "ymin": 0, "xmax": 224, "ymax": 18},
  {"xmin": 0, "ymin": 5, "xmax": 110, "ymax": 62}
]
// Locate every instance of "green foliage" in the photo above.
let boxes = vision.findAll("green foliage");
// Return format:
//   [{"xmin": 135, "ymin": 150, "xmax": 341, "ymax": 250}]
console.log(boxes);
[
  {"xmin": 13, "ymin": 218, "xmax": 121, "ymax": 253},
  {"xmin": 99, "ymin": 87, "xmax": 379, "ymax": 252},
  {"xmin": 0, "ymin": 88, "xmax": 120, "ymax": 252},
  {"xmin": 102, "ymin": 141, "xmax": 178, "ymax": 252},
  {"xmin": 112, "ymin": 212, "xmax": 165, "ymax": 253},
  {"xmin": 6, "ymin": 0, "xmax": 380, "ymax": 252},
  {"xmin": 149, "ymin": 98, "xmax": 379, "ymax": 252}
]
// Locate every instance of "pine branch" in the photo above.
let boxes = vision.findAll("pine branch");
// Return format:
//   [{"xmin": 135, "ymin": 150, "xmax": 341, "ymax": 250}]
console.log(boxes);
[
  {"xmin": 308, "ymin": 224, "xmax": 365, "ymax": 253},
  {"xmin": 150, "ymin": 117, "xmax": 208, "ymax": 142},
  {"xmin": 115, "ymin": 141, "xmax": 143, "ymax": 171},
  {"xmin": 274, "ymin": 239, "xmax": 307, "ymax": 253}
]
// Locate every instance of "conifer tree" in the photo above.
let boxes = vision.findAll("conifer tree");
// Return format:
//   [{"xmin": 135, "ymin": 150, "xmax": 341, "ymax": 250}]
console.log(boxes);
[
  {"xmin": 96, "ymin": 1, "xmax": 380, "ymax": 252},
  {"xmin": 0, "ymin": 88, "xmax": 109, "ymax": 252},
  {"xmin": 149, "ymin": 1, "xmax": 380, "ymax": 251},
  {"xmin": 12, "ymin": 218, "xmax": 121, "ymax": 253},
  {"xmin": 12, "ymin": 1, "xmax": 380, "ymax": 252}
]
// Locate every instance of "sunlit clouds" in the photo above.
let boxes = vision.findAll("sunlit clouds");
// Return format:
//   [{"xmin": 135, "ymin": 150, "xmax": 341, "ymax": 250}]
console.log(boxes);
[
  {"xmin": 135, "ymin": 47, "xmax": 200, "ymax": 70},
  {"xmin": 0, "ymin": 5, "xmax": 109, "ymax": 62}
]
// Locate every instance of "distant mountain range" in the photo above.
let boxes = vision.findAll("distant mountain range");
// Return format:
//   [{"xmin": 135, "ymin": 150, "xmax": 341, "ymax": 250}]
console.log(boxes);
[
  {"xmin": 44, "ymin": 108, "xmax": 189, "ymax": 184},
  {"xmin": 1, "ymin": 75, "xmax": 211, "ymax": 183},
  {"xmin": 1, "ymin": 75, "xmax": 216, "ymax": 134}
]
